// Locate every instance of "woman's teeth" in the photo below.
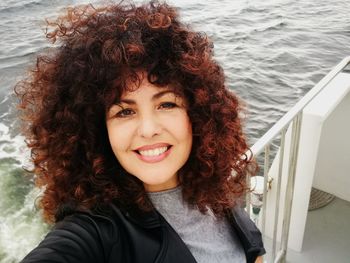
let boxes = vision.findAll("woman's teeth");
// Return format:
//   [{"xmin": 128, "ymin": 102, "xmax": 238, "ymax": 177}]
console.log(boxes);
[{"xmin": 139, "ymin": 147, "xmax": 168, "ymax": 157}]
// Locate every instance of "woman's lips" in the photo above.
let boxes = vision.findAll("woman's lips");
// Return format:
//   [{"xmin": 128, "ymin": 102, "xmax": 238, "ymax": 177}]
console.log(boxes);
[
  {"xmin": 134, "ymin": 145, "xmax": 172, "ymax": 163},
  {"xmin": 135, "ymin": 143, "xmax": 171, "ymax": 151}
]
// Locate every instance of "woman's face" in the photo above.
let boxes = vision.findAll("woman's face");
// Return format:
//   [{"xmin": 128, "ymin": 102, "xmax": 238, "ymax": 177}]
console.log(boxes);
[{"xmin": 106, "ymin": 75, "xmax": 192, "ymax": 192}]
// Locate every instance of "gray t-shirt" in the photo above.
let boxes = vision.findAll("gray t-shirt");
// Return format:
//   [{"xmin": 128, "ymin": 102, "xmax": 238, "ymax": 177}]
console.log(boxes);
[{"xmin": 148, "ymin": 186, "xmax": 246, "ymax": 263}]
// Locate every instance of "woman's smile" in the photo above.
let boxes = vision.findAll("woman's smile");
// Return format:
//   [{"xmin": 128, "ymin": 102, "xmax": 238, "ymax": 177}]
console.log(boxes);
[{"xmin": 134, "ymin": 144, "xmax": 173, "ymax": 163}]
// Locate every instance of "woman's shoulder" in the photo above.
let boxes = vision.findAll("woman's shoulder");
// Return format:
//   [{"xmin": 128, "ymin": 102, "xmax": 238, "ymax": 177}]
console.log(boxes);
[{"xmin": 21, "ymin": 210, "xmax": 121, "ymax": 263}]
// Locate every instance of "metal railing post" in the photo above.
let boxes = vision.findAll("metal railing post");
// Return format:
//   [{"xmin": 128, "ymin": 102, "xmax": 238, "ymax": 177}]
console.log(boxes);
[
  {"xmin": 271, "ymin": 128, "xmax": 287, "ymax": 262},
  {"xmin": 246, "ymin": 172, "xmax": 251, "ymax": 217},
  {"xmin": 261, "ymin": 144, "xmax": 270, "ymax": 235},
  {"xmin": 279, "ymin": 112, "xmax": 303, "ymax": 262}
]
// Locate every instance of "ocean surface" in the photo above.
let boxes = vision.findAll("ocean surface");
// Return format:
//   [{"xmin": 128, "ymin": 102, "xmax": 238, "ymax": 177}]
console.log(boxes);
[{"xmin": 0, "ymin": 0, "xmax": 350, "ymax": 261}]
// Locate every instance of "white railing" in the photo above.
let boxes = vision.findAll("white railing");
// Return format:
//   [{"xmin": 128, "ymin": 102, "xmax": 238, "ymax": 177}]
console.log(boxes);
[{"xmin": 246, "ymin": 56, "xmax": 350, "ymax": 263}]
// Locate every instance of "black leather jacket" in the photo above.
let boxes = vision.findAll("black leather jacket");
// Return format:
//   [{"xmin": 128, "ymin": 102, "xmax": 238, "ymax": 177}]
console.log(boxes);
[{"xmin": 21, "ymin": 204, "xmax": 265, "ymax": 263}]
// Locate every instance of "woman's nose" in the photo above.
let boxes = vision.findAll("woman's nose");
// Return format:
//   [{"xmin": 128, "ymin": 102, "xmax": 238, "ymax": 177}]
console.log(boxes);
[{"xmin": 137, "ymin": 113, "xmax": 162, "ymax": 138}]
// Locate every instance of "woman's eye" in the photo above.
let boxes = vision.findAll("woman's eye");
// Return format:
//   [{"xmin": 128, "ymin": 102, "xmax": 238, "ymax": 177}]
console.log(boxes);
[
  {"xmin": 116, "ymin": 108, "xmax": 135, "ymax": 118},
  {"xmin": 159, "ymin": 102, "xmax": 177, "ymax": 109}
]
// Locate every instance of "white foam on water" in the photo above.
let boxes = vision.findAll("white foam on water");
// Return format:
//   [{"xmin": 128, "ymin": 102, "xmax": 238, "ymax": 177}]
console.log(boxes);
[
  {"xmin": 0, "ymin": 188, "xmax": 48, "ymax": 263},
  {"xmin": 0, "ymin": 122, "xmax": 32, "ymax": 169},
  {"xmin": 0, "ymin": 122, "xmax": 48, "ymax": 262}
]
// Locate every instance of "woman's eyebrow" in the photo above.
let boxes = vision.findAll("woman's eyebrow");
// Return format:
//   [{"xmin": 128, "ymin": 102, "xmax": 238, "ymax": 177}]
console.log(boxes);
[
  {"xmin": 152, "ymin": 90, "xmax": 178, "ymax": 100},
  {"xmin": 119, "ymin": 90, "xmax": 178, "ymax": 105},
  {"xmin": 118, "ymin": 99, "xmax": 136, "ymax": 105}
]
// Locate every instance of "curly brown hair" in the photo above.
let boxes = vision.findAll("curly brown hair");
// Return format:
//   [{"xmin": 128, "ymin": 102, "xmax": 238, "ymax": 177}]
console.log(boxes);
[{"xmin": 16, "ymin": 0, "xmax": 253, "ymax": 223}]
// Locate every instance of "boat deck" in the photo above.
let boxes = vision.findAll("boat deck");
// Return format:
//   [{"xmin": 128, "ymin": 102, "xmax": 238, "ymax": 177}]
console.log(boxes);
[{"xmin": 263, "ymin": 197, "xmax": 350, "ymax": 263}]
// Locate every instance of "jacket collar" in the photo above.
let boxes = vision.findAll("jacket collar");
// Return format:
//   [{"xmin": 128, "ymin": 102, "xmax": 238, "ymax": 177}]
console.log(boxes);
[{"xmin": 110, "ymin": 203, "xmax": 161, "ymax": 229}]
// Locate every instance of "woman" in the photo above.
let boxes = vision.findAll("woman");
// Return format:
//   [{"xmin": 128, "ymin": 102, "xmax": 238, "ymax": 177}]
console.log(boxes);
[{"xmin": 17, "ymin": 1, "xmax": 265, "ymax": 262}]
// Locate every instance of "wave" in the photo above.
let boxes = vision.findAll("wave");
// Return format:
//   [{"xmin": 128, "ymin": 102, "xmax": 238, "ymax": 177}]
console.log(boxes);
[
  {"xmin": 254, "ymin": 21, "xmax": 288, "ymax": 33},
  {"xmin": 239, "ymin": 6, "xmax": 269, "ymax": 14},
  {"xmin": 0, "ymin": 0, "xmax": 45, "ymax": 14}
]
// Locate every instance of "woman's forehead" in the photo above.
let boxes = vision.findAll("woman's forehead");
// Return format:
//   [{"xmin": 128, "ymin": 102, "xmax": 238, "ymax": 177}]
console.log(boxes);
[{"xmin": 121, "ymin": 73, "xmax": 184, "ymax": 99}]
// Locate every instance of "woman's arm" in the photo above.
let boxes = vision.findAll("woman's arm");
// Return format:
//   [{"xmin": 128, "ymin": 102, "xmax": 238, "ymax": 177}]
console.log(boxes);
[{"xmin": 21, "ymin": 213, "xmax": 119, "ymax": 263}]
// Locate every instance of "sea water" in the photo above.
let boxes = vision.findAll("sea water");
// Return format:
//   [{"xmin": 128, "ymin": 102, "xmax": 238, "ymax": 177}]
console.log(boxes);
[{"xmin": 1, "ymin": 0, "xmax": 350, "ymax": 262}]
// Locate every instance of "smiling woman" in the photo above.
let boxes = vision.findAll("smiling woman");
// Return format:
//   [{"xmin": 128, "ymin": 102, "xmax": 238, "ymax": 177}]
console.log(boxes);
[{"xmin": 15, "ymin": 1, "xmax": 265, "ymax": 262}]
